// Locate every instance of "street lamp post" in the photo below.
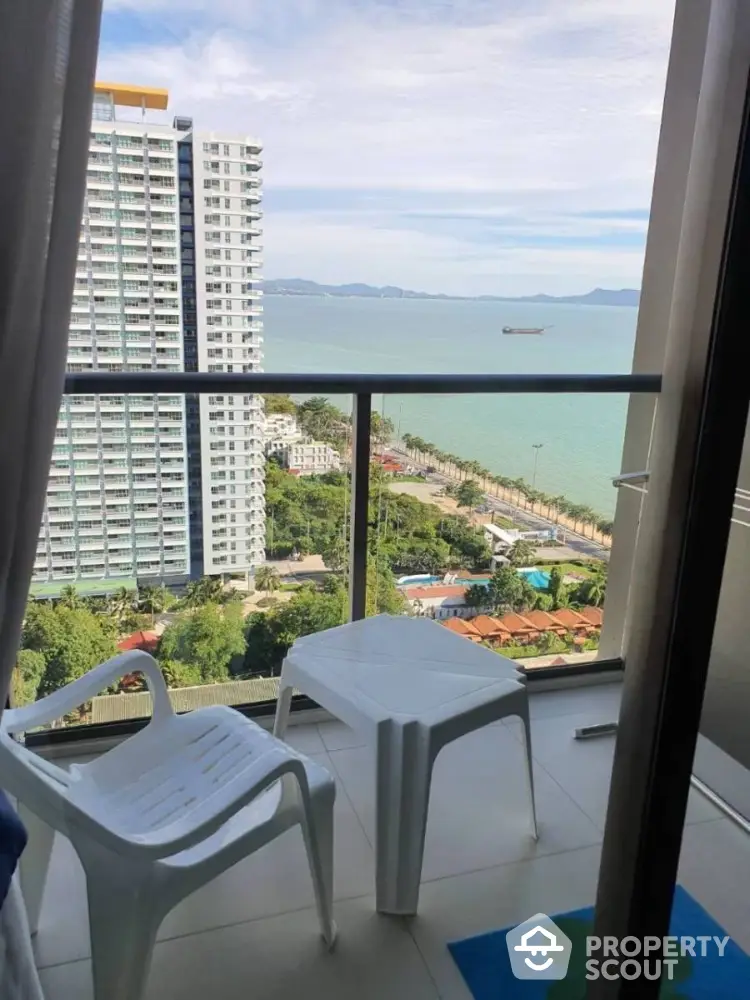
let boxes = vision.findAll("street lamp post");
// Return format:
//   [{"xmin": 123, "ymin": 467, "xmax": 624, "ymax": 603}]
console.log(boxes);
[{"xmin": 532, "ymin": 443, "xmax": 544, "ymax": 490}]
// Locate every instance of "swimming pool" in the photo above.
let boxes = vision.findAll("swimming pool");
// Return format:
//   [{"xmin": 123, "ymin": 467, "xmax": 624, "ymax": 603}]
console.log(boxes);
[
  {"xmin": 396, "ymin": 574, "xmax": 490, "ymax": 587},
  {"xmin": 397, "ymin": 569, "xmax": 551, "ymax": 590},
  {"xmin": 517, "ymin": 568, "xmax": 551, "ymax": 589}
]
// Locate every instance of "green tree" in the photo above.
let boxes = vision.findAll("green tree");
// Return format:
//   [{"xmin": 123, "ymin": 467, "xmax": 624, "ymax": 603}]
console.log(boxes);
[
  {"xmin": 58, "ymin": 585, "xmax": 82, "ymax": 610},
  {"xmin": 487, "ymin": 567, "xmax": 527, "ymax": 613},
  {"xmin": 255, "ymin": 566, "xmax": 282, "ymax": 594},
  {"xmin": 244, "ymin": 589, "xmax": 346, "ymax": 676},
  {"xmin": 534, "ymin": 592, "xmax": 555, "ymax": 612},
  {"xmin": 437, "ymin": 516, "xmax": 492, "ymax": 570},
  {"xmin": 507, "ymin": 539, "xmax": 537, "ymax": 567},
  {"xmin": 184, "ymin": 575, "xmax": 224, "ymax": 607},
  {"xmin": 536, "ymin": 631, "xmax": 568, "ymax": 655},
  {"xmin": 158, "ymin": 658, "xmax": 202, "ymax": 689},
  {"xmin": 321, "ymin": 537, "xmax": 348, "ymax": 572},
  {"xmin": 366, "ymin": 559, "xmax": 407, "ymax": 616},
  {"xmin": 548, "ymin": 566, "xmax": 565, "ymax": 607},
  {"xmin": 263, "ymin": 393, "xmax": 297, "ymax": 415},
  {"xmin": 576, "ymin": 564, "xmax": 608, "ymax": 607},
  {"xmin": 370, "ymin": 412, "xmax": 394, "ymax": 447},
  {"xmin": 108, "ymin": 586, "xmax": 136, "ymax": 624},
  {"xmin": 12, "ymin": 649, "xmax": 46, "ymax": 707},
  {"xmin": 120, "ymin": 611, "xmax": 154, "ymax": 633},
  {"xmin": 297, "ymin": 397, "xmax": 347, "ymax": 445},
  {"xmin": 455, "ymin": 479, "xmax": 484, "ymax": 509},
  {"xmin": 136, "ymin": 584, "xmax": 172, "ymax": 623},
  {"xmin": 464, "ymin": 584, "xmax": 490, "ymax": 610},
  {"xmin": 157, "ymin": 603, "xmax": 245, "ymax": 684},
  {"xmin": 23, "ymin": 602, "xmax": 119, "ymax": 700},
  {"xmin": 220, "ymin": 588, "xmax": 244, "ymax": 605}
]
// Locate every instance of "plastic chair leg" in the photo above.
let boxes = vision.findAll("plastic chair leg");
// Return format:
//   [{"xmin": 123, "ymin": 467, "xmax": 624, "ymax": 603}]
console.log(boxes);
[
  {"xmin": 374, "ymin": 723, "xmax": 432, "ymax": 916},
  {"xmin": 300, "ymin": 788, "xmax": 337, "ymax": 949},
  {"xmin": 81, "ymin": 849, "xmax": 164, "ymax": 1000},
  {"xmin": 273, "ymin": 680, "xmax": 293, "ymax": 738},
  {"xmin": 17, "ymin": 804, "xmax": 54, "ymax": 935},
  {"xmin": 518, "ymin": 702, "xmax": 538, "ymax": 840}
]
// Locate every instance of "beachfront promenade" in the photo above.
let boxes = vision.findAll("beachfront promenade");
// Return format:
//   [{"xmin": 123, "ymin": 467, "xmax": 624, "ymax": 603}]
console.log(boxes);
[{"xmin": 390, "ymin": 445, "xmax": 610, "ymax": 561}]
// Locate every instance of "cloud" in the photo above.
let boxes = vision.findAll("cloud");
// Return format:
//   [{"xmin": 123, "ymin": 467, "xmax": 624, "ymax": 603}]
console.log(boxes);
[{"xmin": 98, "ymin": 0, "xmax": 675, "ymax": 293}]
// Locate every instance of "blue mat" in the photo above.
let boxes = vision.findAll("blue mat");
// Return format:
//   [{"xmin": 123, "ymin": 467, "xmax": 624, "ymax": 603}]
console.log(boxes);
[{"xmin": 448, "ymin": 887, "xmax": 749, "ymax": 998}]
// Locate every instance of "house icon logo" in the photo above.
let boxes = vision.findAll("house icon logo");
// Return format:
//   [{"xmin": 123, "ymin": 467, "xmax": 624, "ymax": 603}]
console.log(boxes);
[{"xmin": 505, "ymin": 913, "xmax": 572, "ymax": 980}]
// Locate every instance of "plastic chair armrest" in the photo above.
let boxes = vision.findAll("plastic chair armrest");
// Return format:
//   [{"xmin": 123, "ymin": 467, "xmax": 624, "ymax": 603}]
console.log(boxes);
[{"xmin": 3, "ymin": 650, "xmax": 172, "ymax": 734}]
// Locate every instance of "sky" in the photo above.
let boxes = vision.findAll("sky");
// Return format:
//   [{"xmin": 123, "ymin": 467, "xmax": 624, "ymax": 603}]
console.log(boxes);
[{"xmin": 97, "ymin": 0, "xmax": 675, "ymax": 296}]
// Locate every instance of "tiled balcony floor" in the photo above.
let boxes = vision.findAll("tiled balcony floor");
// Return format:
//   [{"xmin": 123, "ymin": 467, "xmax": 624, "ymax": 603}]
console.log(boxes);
[{"xmin": 33, "ymin": 681, "xmax": 750, "ymax": 999}]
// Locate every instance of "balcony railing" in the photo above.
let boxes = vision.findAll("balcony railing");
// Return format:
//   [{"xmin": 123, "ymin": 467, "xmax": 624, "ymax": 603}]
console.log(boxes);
[{"xmin": 63, "ymin": 369, "xmax": 660, "ymax": 627}]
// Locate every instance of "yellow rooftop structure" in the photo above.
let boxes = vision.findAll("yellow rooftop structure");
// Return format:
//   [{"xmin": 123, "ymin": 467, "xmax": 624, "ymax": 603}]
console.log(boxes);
[{"xmin": 94, "ymin": 82, "xmax": 169, "ymax": 110}]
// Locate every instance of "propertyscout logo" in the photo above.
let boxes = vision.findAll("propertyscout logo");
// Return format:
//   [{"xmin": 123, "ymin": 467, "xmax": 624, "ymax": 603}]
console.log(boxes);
[
  {"xmin": 506, "ymin": 914, "xmax": 730, "ymax": 982},
  {"xmin": 506, "ymin": 914, "xmax": 572, "ymax": 980}
]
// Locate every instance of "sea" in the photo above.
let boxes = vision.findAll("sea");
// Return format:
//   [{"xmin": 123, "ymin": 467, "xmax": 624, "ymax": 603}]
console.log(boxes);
[{"xmin": 263, "ymin": 296, "xmax": 641, "ymax": 517}]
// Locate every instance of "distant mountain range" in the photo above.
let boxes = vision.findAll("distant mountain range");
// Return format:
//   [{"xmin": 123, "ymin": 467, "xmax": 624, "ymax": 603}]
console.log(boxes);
[{"xmin": 264, "ymin": 278, "xmax": 640, "ymax": 307}]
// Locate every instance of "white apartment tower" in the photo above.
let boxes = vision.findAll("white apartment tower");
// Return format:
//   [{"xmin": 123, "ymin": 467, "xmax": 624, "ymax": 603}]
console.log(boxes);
[
  {"xmin": 189, "ymin": 131, "xmax": 266, "ymax": 574},
  {"xmin": 32, "ymin": 83, "xmax": 265, "ymax": 592}
]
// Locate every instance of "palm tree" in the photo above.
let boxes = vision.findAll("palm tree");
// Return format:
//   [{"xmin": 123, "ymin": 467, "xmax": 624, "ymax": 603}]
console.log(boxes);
[
  {"xmin": 580, "ymin": 565, "xmax": 607, "ymax": 606},
  {"xmin": 58, "ymin": 585, "xmax": 81, "ymax": 610},
  {"xmin": 567, "ymin": 504, "xmax": 586, "ymax": 533},
  {"xmin": 551, "ymin": 496, "xmax": 569, "ymax": 524},
  {"xmin": 578, "ymin": 505, "xmax": 597, "ymax": 539},
  {"xmin": 476, "ymin": 467, "xmax": 492, "ymax": 490},
  {"xmin": 508, "ymin": 539, "xmax": 537, "ymax": 567},
  {"xmin": 108, "ymin": 586, "xmax": 135, "ymax": 622},
  {"xmin": 525, "ymin": 488, "xmax": 542, "ymax": 514},
  {"xmin": 511, "ymin": 478, "xmax": 527, "ymax": 510},
  {"xmin": 185, "ymin": 575, "xmax": 224, "ymax": 607},
  {"xmin": 136, "ymin": 584, "xmax": 170, "ymax": 624},
  {"xmin": 255, "ymin": 566, "xmax": 282, "ymax": 594}
]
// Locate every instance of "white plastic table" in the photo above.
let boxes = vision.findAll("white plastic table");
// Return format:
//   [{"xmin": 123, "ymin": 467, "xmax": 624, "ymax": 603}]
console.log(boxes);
[{"xmin": 273, "ymin": 615, "xmax": 537, "ymax": 915}]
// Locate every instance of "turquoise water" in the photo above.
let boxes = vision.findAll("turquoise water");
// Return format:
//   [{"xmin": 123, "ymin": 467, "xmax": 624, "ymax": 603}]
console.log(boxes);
[
  {"xmin": 396, "ymin": 574, "xmax": 490, "ymax": 587},
  {"xmin": 264, "ymin": 296, "xmax": 640, "ymax": 515},
  {"xmin": 396, "ymin": 569, "xmax": 550, "ymax": 589},
  {"xmin": 517, "ymin": 568, "xmax": 551, "ymax": 589}
]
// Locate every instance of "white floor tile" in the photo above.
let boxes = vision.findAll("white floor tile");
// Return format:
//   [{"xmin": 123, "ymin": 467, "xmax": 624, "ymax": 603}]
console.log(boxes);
[
  {"xmin": 329, "ymin": 723, "xmax": 602, "ymax": 885},
  {"xmin": 33, "ymin": 750, "xmax": 375, "ymax": 968},
  {"xmin": 318, "ymin": 720, "xmax": 367, "ymax": 752},
  {"xmin": 39, "ymin": 896, "xmax": 440, "ymax": 1000},
  {"xmin": 278, "ymin": 722, "xmax": 328, "ymax": 755},
  {"xmin": 679, "ymin": 818, "xmax": 750, "ymax": 954},
  {"xmin": 409, "ymin": 845, "xmax": 602, "ymax": 1000},
  {"xmin": 505, "ymin": 710, "xmax": 722, "ymax": 829}
]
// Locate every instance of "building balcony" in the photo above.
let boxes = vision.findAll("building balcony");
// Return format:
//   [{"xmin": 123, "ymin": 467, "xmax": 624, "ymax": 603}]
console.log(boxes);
[
  {"xmin": 27, "ymin": 23, "xmax": 750, "ymax": 972},
  {"xmin": 31, "ymin": 682, "xmax": 749, "ymax": 1000}
]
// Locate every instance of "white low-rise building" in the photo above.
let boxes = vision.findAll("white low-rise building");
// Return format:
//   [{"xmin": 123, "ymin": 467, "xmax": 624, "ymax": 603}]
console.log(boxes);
[
  {"xmin": 263, "ymin": 413, "xmax": 301, "ymax": 454},
  {"xmin": 276, "ymin": 439, "xmax": 342, "ymax": 476},
  {"xmin": 403, "ymin": 584, "xmax": 478, "ymax": 620},
  {"xmin": 484, "ymin": 523, "xmax": 558, "ymax": 570}
]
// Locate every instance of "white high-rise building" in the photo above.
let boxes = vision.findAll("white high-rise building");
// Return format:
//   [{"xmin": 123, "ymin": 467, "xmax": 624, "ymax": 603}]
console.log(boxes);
[
  {"xmin": 189, "ymin": 131, "xmax": 266, "ymax": 575},
  {"xmin": 32, "ymin": 83, "xmax": 265, "ymax": 592}
]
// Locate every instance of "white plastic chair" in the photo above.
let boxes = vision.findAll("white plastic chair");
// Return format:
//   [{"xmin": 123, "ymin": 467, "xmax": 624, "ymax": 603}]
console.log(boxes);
[{"xmin": 0, "ymin": 650, "xmax": 337, "ymax": 1000}]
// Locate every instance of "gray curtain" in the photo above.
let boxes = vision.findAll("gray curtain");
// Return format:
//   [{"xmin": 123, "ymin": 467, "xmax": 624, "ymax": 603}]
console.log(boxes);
[{"xmin": 0, "ymin": 0, "xmax": 102, "ymax": 722}]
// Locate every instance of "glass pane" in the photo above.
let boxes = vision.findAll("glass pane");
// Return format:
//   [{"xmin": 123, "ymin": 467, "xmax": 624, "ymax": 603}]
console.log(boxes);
[
  {"xmin": 358, "ymin": 391, "xmax": 618, "ymax": 670},
  {"xmin": 694, "ymin": 414, "xmax": 750, "ymax": 822},
  {"xmin": 18, "ymin": 390, "xmax": 269, "ymax": 729}
]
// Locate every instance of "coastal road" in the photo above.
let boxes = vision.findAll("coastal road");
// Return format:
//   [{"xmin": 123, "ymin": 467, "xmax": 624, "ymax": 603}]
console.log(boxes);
[{"xmin": 390, "ymin": 449, "xmax": 608, "ymax": 561}]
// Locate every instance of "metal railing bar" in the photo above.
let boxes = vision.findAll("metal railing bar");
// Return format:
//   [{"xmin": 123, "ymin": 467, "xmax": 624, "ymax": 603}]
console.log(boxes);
[
  {"xmin": 349, "ymin": 393, "xmax": 371, "ymax": 621},
  {"xmin": 64, "ymin": 371, "xmax": 662, "ymax": 395}
]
